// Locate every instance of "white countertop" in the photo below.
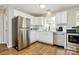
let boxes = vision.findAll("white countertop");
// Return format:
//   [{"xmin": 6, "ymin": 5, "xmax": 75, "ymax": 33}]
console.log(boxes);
[
  {"xmin": 54, "ymin": 31, "xmax": 66, "ymax": 34},
  {"xmin": 30, "ymin": 30, "xmax": 53, "ymax": 32},
  {"xmin": 30, "ymin": 30, "xmax": 66, "ymax": 34}
]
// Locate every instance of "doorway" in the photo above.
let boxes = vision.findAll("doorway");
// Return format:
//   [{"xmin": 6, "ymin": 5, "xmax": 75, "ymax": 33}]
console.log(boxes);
[{"xmin": 0, "ymin": 10, "xmax": 8, "ymax": 53}]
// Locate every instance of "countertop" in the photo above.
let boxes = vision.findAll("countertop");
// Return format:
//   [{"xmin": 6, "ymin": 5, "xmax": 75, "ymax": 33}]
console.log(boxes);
[
  {"xmin": 30, "ymin": 30, "xmax": 53, "ymax": 32},
  {"xmin": 30, "ymin": 30, "xmax": 66, "ymax": 34},
  {"xmin": 54, "ymin": 31, "xmax": 66, "ymax": 33}
]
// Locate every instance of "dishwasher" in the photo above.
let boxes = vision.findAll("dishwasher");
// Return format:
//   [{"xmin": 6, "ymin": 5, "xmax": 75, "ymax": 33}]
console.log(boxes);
[{"xmin": 53, "ymin": 32, "xmax": 65, "ymax": 47}]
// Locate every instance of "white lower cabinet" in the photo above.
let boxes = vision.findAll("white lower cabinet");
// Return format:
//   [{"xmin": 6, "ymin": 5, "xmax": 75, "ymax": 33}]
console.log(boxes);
[
  {"xmin": 38, "ymin": 32, "xmax": 53, "ymax": 44},
  {"xmin": 53, "ymin": 32, "xmax": 65, "ymax": 47},
  {"xmin": 30, "ymin": 31, "xmax": 38, "ymax": 44},
  {"xmin": 30, "ymin": 31, "xmax": 53, "ymax": 44}
]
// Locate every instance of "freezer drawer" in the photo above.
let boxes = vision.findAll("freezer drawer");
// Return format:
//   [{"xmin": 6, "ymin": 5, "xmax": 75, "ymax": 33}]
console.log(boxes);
[{"xmin": 17, "ymin": 29, "xmax": 29, "ymax": 50}]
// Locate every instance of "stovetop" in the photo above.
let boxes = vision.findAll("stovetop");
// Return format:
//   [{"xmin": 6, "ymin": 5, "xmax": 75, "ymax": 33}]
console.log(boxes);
[{"xmin": 67, "ymin": 29, "xmax": 79, "ymax": 34}]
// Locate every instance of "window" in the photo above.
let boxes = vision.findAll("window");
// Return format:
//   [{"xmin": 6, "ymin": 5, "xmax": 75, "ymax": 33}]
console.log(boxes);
[{"xmin": 44, "ymin": 16, "xmax": 56, "ymax": 31}]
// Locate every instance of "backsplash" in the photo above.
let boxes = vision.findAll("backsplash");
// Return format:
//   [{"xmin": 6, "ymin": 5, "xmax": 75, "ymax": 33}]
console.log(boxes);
[
  {"xmin": 30, "ymin": 25, "xmax": 43, "ymax": 31},
  {"xmin": 56, "ymin": 25, "xmax": 67, "ymax": 32},
  {"xmin": 30, "ymin": 25, "xmax": 55, "ymax": 31}
]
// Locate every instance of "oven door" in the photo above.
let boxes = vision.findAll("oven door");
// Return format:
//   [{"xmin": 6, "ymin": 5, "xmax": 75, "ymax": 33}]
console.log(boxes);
[{"xmin": 68, "ymin": 35, "xmax": 79, "ymax": 44}]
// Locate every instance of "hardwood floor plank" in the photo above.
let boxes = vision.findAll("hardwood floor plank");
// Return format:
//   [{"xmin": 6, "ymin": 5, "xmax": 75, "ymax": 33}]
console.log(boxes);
[{"xmin": 0, "ymin": 42, "xmax": 79, "ymax": 55}]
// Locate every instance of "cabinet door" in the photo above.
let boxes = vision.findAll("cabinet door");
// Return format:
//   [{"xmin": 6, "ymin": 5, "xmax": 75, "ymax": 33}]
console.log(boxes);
[
  {"xmin": 30, "ymin": 31, "xmax": 38, "ymax": 43},
  {"xmin": 56, "ymin": 11, "xmax": 67, "ymax": 24},
  {"xmin": 55, "ymin": 12, "xmax": 61, "ymax": 24},
  {"xmin": 61, "ymin": 11, "xmax": 67, "ymax": 24},
  {"xmin": 38, "ymin": 32, "xmax": 53, "ymax": 44},
  {"xmin": 45, "ymin": 17, "xmax": 51, "ymax": 24},
  {"xmin": 31, "ymin": 17, "xmax": 43, "ymax": 25},
  {"xmin": 37, "ymin": 17, "xmax": 43, "ymax": 25},
  {"xmin": 30, "ymin": 17, "xmax": 36, "ymax": 25}
]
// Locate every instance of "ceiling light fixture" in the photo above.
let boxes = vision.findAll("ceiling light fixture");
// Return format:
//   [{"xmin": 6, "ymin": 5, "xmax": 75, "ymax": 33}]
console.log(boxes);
[
  {"xmin": 47, "ymin": 9, "xmax": 52, "ymax": 16},
  {"xmin": 39, "ymin": 4, "xmax": 46, "ymax": 9}
]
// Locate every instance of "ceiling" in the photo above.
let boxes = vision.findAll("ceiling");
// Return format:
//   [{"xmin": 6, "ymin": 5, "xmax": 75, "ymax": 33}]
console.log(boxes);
[{"xmin": 0, "ymin": 4, "xmax": 79, "ymax": 16}]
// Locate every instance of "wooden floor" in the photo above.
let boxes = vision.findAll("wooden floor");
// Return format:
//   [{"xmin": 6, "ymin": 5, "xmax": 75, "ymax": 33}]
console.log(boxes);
[
  {"xmin": 0, "ymin": 42, "xmax": 79, "ymax": 55},
  {"xmin": 0, "ymin": 44, "xmax": 7, "ymax": 53}
]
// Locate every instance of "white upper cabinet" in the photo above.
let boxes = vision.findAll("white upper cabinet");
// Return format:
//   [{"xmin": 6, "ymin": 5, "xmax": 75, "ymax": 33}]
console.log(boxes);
[
  {"xmin": 30, "ymin": 17, "xmax": 37, "ymax": 25},
  {"xmin": 45, "ymin": 17, "xmax": 51, "ymax": 24},
  {"xmin": 55, "ymin": 11, "xmax": 67, "ymax": 25},
  {"xmin": 61, "ymin": 11, "xmax": 67, "ymax": 24},
  {"xmin": 44, "ymin": 16, "xmax": 55, "ymax": 23},
  {"xmin": 55, "ymin": 12, "xmax": 61, "ymax": 24},
  {"xmin": 31, "ymin": 17, "xmax": 43, "ymax": 25},
  {"xmin": 36, "ymin": 17, "xmax": 43, "ymax": 25}
]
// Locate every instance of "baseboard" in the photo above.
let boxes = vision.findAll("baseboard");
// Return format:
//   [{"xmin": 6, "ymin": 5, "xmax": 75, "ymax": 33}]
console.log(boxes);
[
  {"xmin": 7, "ymin": 41, "xmax": 64, "ymax": 48},
  {"xmin": 36, "ymin": 41, "xmax": 54, "ymax": 46},
  {"xmin": 36, "ymin": 41, "xmax": 64, "ymax": 48},
  {"xmin": 53, "ymin": 44, "xmax": 64, "ymax": 48},
  {"xmin": 29, "ymin": 41, "xmax": 38, "ymax": 46},
  {"xmin": 29, "ymin": 41, "xmax": 54, "ymax": 47},
  {"xmin": 7, "ymin": 44, "xmax": 12, "ymax": 48}
]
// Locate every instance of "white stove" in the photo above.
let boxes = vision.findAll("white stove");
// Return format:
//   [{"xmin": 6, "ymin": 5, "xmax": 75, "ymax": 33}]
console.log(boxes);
[{"xmin": 66, "ymin": 33, "xmax": 79, "ymax": 52}]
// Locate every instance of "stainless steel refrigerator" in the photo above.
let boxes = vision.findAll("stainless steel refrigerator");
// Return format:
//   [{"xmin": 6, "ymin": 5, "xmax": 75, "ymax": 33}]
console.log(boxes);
[{"xmin": 12, "ymin": 16, "xmax": 30, "ymax": 50}]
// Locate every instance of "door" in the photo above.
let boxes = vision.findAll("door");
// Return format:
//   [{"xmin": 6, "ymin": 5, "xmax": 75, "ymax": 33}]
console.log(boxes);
[
  {"xmin": 18, "ymin": 29, "xmax": 28, "ymax": 50},
  {"xmin": 0, "ymin": 14, "xmax": 4, "ymax": 43}
]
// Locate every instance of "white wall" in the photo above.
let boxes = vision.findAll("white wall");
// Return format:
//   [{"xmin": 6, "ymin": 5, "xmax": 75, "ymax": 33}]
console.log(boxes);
[
  {"xmin": 0, "ymin": 10, "xmax": 4, "ymax": 43},
  {"xmin": 13, "ymin": 9, "xmax": 33, "ymax": 18},
  {"xmin": 6, "ymin": 7, "xmax": 14, "ymax": 48},
  {"xmin": 3, "ymin": 9, "xmax": 9, "ymax": 44},
  {"xmin": 0, "ymin": 8, "xmax": 11, "ymax": 45}
]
